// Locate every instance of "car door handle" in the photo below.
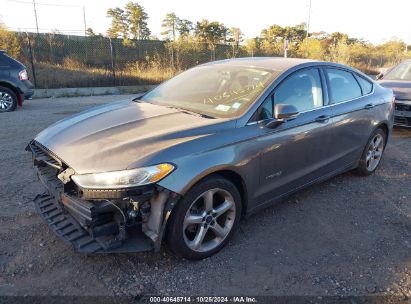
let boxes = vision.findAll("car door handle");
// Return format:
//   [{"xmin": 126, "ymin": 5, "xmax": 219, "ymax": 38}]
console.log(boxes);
[
  {"xmin": 364, "ymin": 103, "xmax": 375, "ymax": 109},
  {"xmin": 315, "ymin": 115, "xmax": 330, "ymax": 123}
]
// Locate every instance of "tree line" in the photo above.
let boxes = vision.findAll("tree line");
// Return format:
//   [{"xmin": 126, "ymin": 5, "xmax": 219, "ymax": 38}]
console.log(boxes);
[
  {"xmin": 98, "ymin": 1, "xmax": 409, "ymax": 72},
  {"xmin": 0, "ymin": 1, "xmax": 409, "ymax": 77}
]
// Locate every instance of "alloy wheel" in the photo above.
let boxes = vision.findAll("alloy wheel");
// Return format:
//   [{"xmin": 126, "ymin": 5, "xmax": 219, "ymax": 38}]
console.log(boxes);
[
  {"xmin": 183, "ymin": 188, "xmax": 236, "ymax": 253},
  {"xmin": 366, "ymin": 133, "xmax": 384, "ymax": 172},
  {"xmin": 0, "ymin": 91, "xmax": 13, "ymax": 111}
]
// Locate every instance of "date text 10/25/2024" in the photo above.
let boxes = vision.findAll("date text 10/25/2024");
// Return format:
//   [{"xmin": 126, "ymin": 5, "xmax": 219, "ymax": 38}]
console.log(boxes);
[{"xmin": 149, "ymin": 296, "xmax": 258, "ymax": 303}]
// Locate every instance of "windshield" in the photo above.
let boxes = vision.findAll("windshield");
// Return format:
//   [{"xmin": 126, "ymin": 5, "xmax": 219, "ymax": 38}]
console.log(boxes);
[
  {"xmin": 384, "ymin": 61, "xmax": 411, "ymax": 81},
  {"xmin": 141, "ymin": 64, "xmax": 279, "ymax": 118}
]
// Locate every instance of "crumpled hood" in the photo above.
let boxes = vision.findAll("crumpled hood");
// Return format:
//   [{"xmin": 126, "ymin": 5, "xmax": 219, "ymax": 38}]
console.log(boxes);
[
  {"xmin": 378, "ymin": 80, "xmax": 411, "ymax": 100},
  {"xmin": 35, "ymin": 100, "xmax": 230, "ymax": 174}
]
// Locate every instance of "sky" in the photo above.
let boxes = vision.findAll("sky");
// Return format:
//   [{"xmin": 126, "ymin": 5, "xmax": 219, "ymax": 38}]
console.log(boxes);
[{"xmin": 1, "ymin": 0, "xmax": 410, "ymax": 44}]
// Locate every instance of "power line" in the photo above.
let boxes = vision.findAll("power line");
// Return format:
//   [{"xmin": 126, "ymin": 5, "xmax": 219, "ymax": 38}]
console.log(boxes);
[
  {"xmin": 6, "ymin": 0, "xmax": 83, "ymax": 8},
  {"xmin": 8, "ymin": 27, "xmax": 85, "ymax": 32}
]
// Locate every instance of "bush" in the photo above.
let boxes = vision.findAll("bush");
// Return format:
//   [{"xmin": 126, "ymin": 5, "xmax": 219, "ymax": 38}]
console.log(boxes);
[{"xmin": 0, "ymin": 25, "xmax": 20, "ymax": 58}]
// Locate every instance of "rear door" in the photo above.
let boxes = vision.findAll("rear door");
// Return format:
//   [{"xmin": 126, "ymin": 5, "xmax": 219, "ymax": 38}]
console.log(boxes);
[
  {"xmin": 255, "ymin": 67, "xmax": 334, "ymax": 202},
  {"xmin": 324, "ymin": 68, "xmax": 376, "ymax": 171}
]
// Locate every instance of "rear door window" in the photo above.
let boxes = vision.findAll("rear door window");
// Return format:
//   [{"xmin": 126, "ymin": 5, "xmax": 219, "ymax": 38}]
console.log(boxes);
[{"xmin": 325, "ymin": 69, "xmax": 362, "ymax": 103}]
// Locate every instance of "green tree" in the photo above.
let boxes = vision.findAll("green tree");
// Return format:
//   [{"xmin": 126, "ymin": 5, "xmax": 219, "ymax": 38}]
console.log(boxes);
[
  {"xmin": 227, "ymin": 27, "xmax": 243, "ymax": 57},
  {"xmin": 106, "ymin": 7, "xmax": 128, "ymax": 38},
  {"xmin": 161, "ymin": 13, "xmax": 179, "ymax": 41},
  {"xmin": 106, "ymin": 2, "xmax": 150, "ymax": 40},
  {"xmin": 85, "ymin": 27, "xmax": 96, "ymax": 37},
  {"xmin": 283, "ymin": 23, "xmax": 307, "ymax": 42},
  {"xmin": 260, "ymin": 24, "xmax": 284, "ymax": 43},
  {"xmin": 195, "ymin": 19, "xmax": 228, "ymax": 60},
  {"xmin": 125, "ymin": 2, "xmax": 150, "ymax": 40},
  {"xmin": 243, "ymin": 38, "xmax": 259, "ymax": 57},
  {"xmin": 177, "ymin": 19, "xmax": 193, "ymax": 38}
]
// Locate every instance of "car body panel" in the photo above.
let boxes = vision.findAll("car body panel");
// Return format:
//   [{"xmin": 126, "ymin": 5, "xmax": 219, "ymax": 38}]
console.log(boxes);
[
  {"xmin": 33, "ymin": 58, "xmax": 394, "ymax": 215},
  {"xmin": 378, "ymin": 60, "xmax": 411, "ymax": 127},
  {"xmin": 29, "ymin": 57, "xmax": 394, "ymax": 254},
  {"xmin": 0, "ymin": 51, "xmax": 35, "ymax": 101},
  {"xmin": 378, "ymin": 80, "xmax": 411, "ymax": 100},
  {"xmin": 35, "ymin": 100, "xmax": 236, "ymax": 174}
]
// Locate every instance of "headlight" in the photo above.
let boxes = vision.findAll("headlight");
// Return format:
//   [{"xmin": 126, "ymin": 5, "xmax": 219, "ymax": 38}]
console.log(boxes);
[{"xmin": 71, "ymin": 163, "xmax": 175, "ymax": 189}]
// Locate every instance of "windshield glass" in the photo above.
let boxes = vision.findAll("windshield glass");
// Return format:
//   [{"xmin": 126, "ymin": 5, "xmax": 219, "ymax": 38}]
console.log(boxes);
[
  {"xmin": 384, "ymin": 61, "xmax": 411, "ymax": 81},
  {"xmin": 141, "ymin": 64, "xmax": 279, "ymax": 118}
]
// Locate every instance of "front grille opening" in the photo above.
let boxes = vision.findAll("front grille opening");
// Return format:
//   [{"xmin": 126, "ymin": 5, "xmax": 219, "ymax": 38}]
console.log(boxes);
[
  {"xmin": 394, "ymin": 116, "xmax": 411, "ymax": 126},
  {"xmin": 395, "ymin": 103, "xmax": 411, "ymax": 112}
]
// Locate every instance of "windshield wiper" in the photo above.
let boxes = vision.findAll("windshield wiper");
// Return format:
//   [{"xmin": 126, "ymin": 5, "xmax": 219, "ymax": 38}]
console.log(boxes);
[
  {"xmin": 181, "ymin": 109, "xmax": 215, "ymax": 119},
  {"xmin": 132, "ymin": 94, "xmax": 145, "ymax": 102},
  {"xmin": 164, "ymin": 106, "xmax": 215, "ymax": 119}
]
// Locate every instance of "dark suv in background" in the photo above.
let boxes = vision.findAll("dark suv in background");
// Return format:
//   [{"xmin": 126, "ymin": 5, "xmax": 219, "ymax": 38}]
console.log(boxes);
[{"xmin": 0, "ymin": 50, "xmax": 34, "ymax": 112}]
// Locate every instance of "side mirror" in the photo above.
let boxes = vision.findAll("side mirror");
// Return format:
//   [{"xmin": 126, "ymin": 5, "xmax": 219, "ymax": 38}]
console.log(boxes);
[
  {"xmin": 376, "ymin": 73, "xmax": 383, "ymax": 80},
  {"xmin": 265, "ymin": 104, "xmax": 299, "ymax": 129},
  {"xmin": 274, "ymin": 104, "xmax": 299, "ymax": 120}
]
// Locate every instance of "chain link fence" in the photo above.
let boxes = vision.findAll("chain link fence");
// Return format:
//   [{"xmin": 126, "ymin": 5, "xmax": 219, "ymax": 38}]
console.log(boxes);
[{"xmin": 17, "ymin": 33, "xmax": 243, "ymax": 89}]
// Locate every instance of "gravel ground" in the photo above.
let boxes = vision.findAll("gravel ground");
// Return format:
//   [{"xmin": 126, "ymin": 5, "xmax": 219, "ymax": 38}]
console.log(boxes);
[{"xmin": 0, "ymin": 95, "xmax": 410, "ymax": 298}]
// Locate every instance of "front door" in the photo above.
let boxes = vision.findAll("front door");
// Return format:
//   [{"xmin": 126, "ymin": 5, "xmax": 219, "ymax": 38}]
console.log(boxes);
[{"xmin": 255, "ymin": 68, "xmax": 334, "ymax": 203}]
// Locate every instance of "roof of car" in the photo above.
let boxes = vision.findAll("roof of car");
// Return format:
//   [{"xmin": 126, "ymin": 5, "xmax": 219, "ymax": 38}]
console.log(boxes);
[{"xmin": 202, "ymin": 57, "xmax": 320, "ymax": 71}]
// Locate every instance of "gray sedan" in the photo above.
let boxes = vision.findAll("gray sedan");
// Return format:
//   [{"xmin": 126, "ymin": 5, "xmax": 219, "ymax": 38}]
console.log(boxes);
[{"xmin": 28, "ymin": 58, "xmax": 394, "ymax": 260}]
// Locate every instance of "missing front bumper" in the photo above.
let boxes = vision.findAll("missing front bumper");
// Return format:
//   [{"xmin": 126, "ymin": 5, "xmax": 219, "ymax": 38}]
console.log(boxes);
[
  {"xmin": 34, "ymin": 192, "xmax": 154, "ymax": 254},
  {"xmin": 394, "ymin": 102, "xmax": 411, "ymax": 127},
  {"xmin": 28, "ymin": 140, "xmax": 177, "ymax": 254}
]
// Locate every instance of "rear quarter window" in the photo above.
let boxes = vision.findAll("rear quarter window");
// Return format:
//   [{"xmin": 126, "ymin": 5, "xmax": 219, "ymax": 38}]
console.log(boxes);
[{"xmin": 355, "ymin": 74, "xmax": 373, "ymax": 95}]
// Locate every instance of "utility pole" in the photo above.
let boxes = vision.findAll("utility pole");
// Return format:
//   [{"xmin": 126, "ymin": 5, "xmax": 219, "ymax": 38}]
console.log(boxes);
[
  {"xmin": 32, "ymin": 0, "xmax": 39, "ymax": 34},
  {"xmin": 83, "ymin": 6, "xmax": 87, "ymax": 37},
  {"xmin": 284, "ymin": 39, "xmax": 289, "ymax": 58},
  {"xmin": 306, "ymin": 0, "xmax": 312, "ymax": 39}
]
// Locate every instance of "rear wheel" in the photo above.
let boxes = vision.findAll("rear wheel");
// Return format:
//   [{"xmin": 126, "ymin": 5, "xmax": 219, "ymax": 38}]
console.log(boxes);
[
  {"xmin": 166, "ymin": 176, "xmax": 241, "ymax": 260},
  {"xmin": 0, "ymin": 86, "xmax": 18, "ymax": 112},
  {"xmin": 356, "ymin": 128, "xmax": 386, "ymax": 176}
]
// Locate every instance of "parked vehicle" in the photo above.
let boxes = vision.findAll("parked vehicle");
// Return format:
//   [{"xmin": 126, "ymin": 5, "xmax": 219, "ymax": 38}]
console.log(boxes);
[
  {"xmin": 0, "ymin": 50, "xmax": 34, "ymax": 112},
  {"xmin": 377, "ymin": 59, "xmax": 411, "ymax": 127},
  {"xmin": 27, "ymin": 58, "xmax": 394, "ymax": 260}
]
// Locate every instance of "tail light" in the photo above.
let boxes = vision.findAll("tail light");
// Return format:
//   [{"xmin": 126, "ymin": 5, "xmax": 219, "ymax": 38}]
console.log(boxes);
[{"xmin": 19, "ymin": 70, "xmax": 28, "ymax": 81}]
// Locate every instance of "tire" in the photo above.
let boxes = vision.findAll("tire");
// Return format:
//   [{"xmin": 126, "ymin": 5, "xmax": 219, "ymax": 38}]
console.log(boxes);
[
  {"xmin": 166, "ymin": 176, "xmax": 242, "ymax": 260},
  {"xmin": 355, "ymin": 128, "xmax": 386, "ymax": 176},
  {"xmin": 0, "ymin": 86, "xmax": 18, "ymax": 112}
]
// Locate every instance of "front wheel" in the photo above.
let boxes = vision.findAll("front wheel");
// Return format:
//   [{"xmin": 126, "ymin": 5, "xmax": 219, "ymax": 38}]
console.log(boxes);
[
  {"xmin": 356, "ymin": 128, "xmax": 386, "ymax": 176},
  {"xmin": 166, "ymin": 176, "xmax": 242, "ymax": 260}
]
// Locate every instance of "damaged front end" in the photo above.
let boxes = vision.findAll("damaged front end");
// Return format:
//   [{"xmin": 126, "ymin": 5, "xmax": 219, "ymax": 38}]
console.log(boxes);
[{"xmin": 27, "ymin": 140, "xmax": 179, "ymax": 254}]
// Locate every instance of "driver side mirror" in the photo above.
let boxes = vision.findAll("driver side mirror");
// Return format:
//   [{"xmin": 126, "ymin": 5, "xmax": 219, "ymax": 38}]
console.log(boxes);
[
  {"xmin": 265, "ymin": 104, "xmax": 299, "ymax": 129},
  {"xmin": 274, "ymin": 104, "xmax": 299, "ymax": 120},
  {"xmin": 376, "ymin": 73, "xmax": 384, "ymax": 80}
]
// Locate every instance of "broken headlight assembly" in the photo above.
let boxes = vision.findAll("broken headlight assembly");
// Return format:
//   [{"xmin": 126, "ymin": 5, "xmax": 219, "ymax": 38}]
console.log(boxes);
[{"xmin": 71, "ymin": 163, "xmax": 175, "ymax": 190}]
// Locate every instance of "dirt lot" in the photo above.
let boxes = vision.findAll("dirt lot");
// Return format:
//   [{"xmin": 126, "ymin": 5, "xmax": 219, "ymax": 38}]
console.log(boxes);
[{"xmin": 0, "ymin": 95, "xmax": 410, "ymax": 298}]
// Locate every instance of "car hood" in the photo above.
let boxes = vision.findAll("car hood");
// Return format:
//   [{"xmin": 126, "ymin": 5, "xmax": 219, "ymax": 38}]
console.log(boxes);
[
  {"xmin": 378, "ymin": 80, "xmax": 411, "ymax": 100},
  {"xmin": 35, "ymin": 100, "xmax": 232, "ymax": 174}
]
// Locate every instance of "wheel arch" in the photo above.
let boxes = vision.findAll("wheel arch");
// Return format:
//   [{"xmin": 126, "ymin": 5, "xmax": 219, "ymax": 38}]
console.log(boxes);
[
  {"xmin": 375, "ymin": 122, "xmax": 389, "ymax": 145},
  {"xmin": 0, "ymin": 82, "xmax": 22, "ymax": 106},
  {"xmin": 171, "ymin": 168, "xmax": 249, "ymax": 217}
]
